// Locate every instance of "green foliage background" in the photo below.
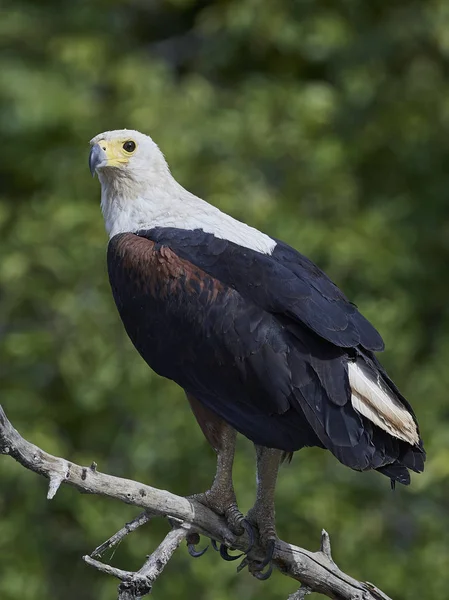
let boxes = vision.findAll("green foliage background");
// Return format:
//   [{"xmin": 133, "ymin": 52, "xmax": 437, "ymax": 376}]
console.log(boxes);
[{"xmin": 1, "ymin": 1, "xmax": 448, "ymax": 598}]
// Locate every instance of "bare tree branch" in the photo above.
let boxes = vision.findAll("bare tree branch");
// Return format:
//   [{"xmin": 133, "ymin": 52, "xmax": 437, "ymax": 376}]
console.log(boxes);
[
  {"xmin": 83, "ymin": 524, "xmax": 189, "ymax": 599},
  {"xmin": 288, "ymin": 586, "xmax": 312, "ymax": 600},
  {"xmin": 83, "ymin": 555, "xmax": 135, "ymax": 581},
  {"xmin": 0, "ymin": 405, "xmax": 392, "ymax": 600},
  {"xmin": 91, "ymin": 510, "xmax": 153, "ymax": 558},
  {"xmin": 116, "ymin": 525, "xmax": 189, "ymax": 599}
]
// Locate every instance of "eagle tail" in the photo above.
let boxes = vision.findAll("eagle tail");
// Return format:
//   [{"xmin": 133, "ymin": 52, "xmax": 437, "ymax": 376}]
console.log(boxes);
[{"xmin": 348, "ymin": 359, "xmax": 419, "ymax": 447}]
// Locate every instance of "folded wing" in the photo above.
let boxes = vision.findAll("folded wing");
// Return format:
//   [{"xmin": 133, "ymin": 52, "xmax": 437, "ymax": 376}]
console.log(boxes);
[{"xmin": 142, "ymin": 228, "xmax": 384, "ymax": 351}]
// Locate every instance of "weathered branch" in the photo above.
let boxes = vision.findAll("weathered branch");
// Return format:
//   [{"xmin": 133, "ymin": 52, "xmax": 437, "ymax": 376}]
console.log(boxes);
[
  {"xmin": 84, "ymin": 524, "xmax": 189, "ymax": 599},
  {"xmin": 91, "ymin": 510, "xmax": 153, "ymax": 558},
  {"xmin": 0, "ymin": 405, "xmax": 392, "ymax": 600},
  {"xmin": 117, "ymin": 525, "xmax": 189, "ymax": 599}
]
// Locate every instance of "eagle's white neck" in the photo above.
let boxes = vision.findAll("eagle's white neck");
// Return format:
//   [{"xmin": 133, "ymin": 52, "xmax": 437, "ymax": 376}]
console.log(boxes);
[{"xmin": 99, "ymin": 170, "xmax": 276, "ymax": 255}]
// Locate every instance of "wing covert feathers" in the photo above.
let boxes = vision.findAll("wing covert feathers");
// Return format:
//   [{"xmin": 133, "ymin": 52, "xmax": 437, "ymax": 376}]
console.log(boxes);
[{"xmin": 348, "ymin": 361, "xmax": 419, "ymax": 446}]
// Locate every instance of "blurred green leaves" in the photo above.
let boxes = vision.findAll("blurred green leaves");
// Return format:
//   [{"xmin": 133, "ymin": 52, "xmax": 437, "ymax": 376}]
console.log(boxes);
[{"xmin": 0, "ymin": 0, "xmax": 448, "ymax": 599}]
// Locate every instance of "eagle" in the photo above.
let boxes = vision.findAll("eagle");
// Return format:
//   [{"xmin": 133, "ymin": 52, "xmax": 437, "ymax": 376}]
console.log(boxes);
[{"xmin": 89, "ymin": 129, "xmax": 425, "ymax": 573}]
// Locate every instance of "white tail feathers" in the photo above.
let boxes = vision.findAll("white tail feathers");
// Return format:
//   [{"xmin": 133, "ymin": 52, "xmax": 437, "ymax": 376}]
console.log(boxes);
[{"xmin": 348, "ymin": 361, "xmax": 419, "ymax": 446}]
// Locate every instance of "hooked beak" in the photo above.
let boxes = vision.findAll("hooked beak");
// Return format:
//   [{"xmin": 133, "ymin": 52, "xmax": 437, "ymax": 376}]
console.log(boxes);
[{"xmin": 89, "ymin": 144, "xmax": 107, "ymax": 177}]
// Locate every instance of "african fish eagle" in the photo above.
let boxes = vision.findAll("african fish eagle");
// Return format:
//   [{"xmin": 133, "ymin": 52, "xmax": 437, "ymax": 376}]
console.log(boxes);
[{"xmin": 89, "ymin": 129, "xmax": 425, "ymax": 571}]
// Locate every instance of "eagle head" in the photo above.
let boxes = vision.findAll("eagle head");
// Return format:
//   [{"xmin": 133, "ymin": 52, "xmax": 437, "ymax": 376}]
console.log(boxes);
[
  {"xmin": 89, "ymin": 129, "xmax": 169, "ymax": 182},
  {"xmin": 89, "ymin": 129, "xmax": 179, "ymax": 237}
]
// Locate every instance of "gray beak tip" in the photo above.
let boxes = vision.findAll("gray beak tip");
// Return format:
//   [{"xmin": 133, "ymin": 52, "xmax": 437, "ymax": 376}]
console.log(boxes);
[{"xmin": 89, "ymin": 144, "xmax": 104, "ymax": 177}]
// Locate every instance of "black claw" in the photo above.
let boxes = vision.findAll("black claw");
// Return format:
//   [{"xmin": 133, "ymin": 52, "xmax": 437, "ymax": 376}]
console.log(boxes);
[
  {"xmin": 211, "ymin": 539, "xmax": 220, "ymax": 552},
  {"xmin": 258, "ymin": 538, "xmax": 275, "ymax": 569},
  {"xmin": 241, "ymin": 519, "xmax": 255, "ymax": 554},
  {"xmin": 187, "ymin": 532, "xmax": 208, "ymax": 558},
  {"xmin": 219, "ymin": 544, "xmax": 243, "ymax": 561},
  {"xmin": 254, "ymin": 564, "xmax": 273, "ymax": 580},
  {"xmin": 188, "ymin": 543, "xmax": 209, "ymax": 558}
]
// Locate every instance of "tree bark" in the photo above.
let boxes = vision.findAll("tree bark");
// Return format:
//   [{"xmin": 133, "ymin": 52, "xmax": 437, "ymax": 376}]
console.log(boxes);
[{"xmin": 0, "ymin": 405, "xmax": 392, "ymax": 600}]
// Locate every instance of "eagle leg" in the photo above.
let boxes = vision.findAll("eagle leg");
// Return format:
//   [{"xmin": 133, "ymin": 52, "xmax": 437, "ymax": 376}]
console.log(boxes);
[
  {"xmin": 245, "ymin": 445, "xmax": 282, "ymax": 576},
  {"xmin": 191, "ymin": 427, "xmax": 245, "ymax": 536},
  {"xmin": 186, "ymin": 394, "xmax": 246, "ymax": 538}
]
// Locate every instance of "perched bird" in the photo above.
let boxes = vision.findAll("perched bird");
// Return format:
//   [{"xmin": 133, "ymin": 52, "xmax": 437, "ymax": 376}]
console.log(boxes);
[{"xmin": 89, "ymin": 129, "xmax": 425, "ymax": 572}]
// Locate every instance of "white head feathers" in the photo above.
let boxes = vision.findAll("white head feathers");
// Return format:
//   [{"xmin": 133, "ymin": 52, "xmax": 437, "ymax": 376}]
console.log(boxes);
[{"xmin": 89, "ymin": 129, "xmax": 276, "ymax": 254}]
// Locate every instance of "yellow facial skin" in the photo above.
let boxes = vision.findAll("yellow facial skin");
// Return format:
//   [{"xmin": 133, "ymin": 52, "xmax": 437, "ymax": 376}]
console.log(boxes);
[{"xmin": 95, "ymin": 138, "xmax": 137, "ymax": 168}]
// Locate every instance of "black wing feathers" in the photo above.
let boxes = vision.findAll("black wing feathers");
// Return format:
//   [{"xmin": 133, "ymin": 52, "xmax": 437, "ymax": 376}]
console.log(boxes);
[{"xmin": 142, "ymin": 228, "xmax": 384, "ymax": 351}]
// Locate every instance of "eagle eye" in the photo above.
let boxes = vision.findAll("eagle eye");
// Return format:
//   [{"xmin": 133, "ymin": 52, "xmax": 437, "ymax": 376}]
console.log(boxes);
[{"xmin": 123, "ymin": 140, "xmax": 136, "ymax": 153}]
